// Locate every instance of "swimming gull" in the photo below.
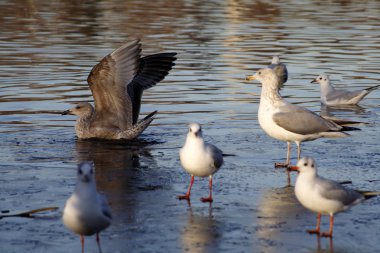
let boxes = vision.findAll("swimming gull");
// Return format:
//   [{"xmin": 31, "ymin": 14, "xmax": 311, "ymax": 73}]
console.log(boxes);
[
  {"xmin": 312, "ymin": 74, "xmax": 380, "ymax": 105},
  {"xmin": 62, "ymin": 40, "xmax": 177, "ymax": 140},
  {"xmin": 268, "ymin": 55, "xmax": 288, "ymax": 89},
  {"xmin": 245, "ymin": 68, "xmax": 357, "ymax": 173},
  {"xmin": 178, "ymin": 123, "xmax": 223, "ymax": 203},
  {"xmin": 288, "ymin": 157, "xmax": 379, "ymax": 237},
  {"xmin": 63, "ymin": 162, "xmax": 112, "ymax": 253}
]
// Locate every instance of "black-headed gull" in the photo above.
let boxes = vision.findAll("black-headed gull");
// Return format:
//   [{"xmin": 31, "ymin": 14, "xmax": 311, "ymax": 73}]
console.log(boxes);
[
  {"xmin": 246, "ymin": 68, "xmax": 357, "ymax": 170},
  {"xmin": 289, "ymin": 157, "xmax": 379, "ymax": 237},
  {"xmin": 178, "ymin": 123, "xmax": 223, "ymax": 203},
  {"xmin": 63, "ymin": 162, "xmax": 112, "ymax": 253},
  {"xmin": 62, "ymin": 40, "xmax": 176, "ymax": 140},
  {"xmin": 311, "ymin": 74, "xmax": 380, "ymax": 105}
]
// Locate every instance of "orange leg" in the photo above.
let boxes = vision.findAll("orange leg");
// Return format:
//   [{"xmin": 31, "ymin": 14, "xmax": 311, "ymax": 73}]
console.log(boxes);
[
  {"xmin": 200, "ymin": 176, "xmax": 213, "ymax": 203},
  {"xmin": 178, "ymin": 175, "xmax": 194, "ymax": 200},
  {"xmin": 307, "ymin": 213, "xmax": 321, "ymax": 234},
  {"xmin": 80, "ymin": 235, "xmax": 85, "ymax": 253},
  {"xmin": 321, "ymin": 215, "xmax": 334, "ymax": 237}
]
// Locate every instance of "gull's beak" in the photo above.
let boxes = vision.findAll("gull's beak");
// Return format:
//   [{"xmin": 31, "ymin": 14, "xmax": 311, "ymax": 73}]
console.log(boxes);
[
  {"xmin": 287, "ymin": 165, "xmax": 299, "ymax": 173},
  {"xmin": 245, "ymin": 75, "xmax": 256, "ymax": 81},
  {"xmin": 310, "ymin": 78, "xmax": 317, "ymax": 84},
  {"xmin": 62, "ymin": 109, "xmax": 72, "ymax": 115}
]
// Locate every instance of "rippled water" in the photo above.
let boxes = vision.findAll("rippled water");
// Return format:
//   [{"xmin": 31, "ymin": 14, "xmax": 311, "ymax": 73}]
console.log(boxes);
[{"xmin": 1, "ymin": 1, "xmax": 380, "ymax": 252}]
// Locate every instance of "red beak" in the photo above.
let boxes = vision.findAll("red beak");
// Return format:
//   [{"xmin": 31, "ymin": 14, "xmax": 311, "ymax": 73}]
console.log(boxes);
[{"xmin": 287, "ymin": 165, "xmax": 299, "ymax": 172}]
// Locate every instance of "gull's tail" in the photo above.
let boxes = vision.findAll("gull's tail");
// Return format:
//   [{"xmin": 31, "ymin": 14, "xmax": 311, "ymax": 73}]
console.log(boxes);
[
  {"xmin": 121, "ymin": 111, "xmax": 157, "ymax": 139},
  {"xmin": 357, "ymin": 190, "xmax": 380, "ymax": 200}
]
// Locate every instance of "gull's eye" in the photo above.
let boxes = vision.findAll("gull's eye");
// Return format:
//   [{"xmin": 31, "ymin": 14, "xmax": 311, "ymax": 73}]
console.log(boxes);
[
  {"xmin": 304, "ymin": 163, "xmax": 308, "ymax": 167},
  {"xmin": 76, "ymin": 105, "xmax": 81, "ymax": 109},
  {"xmin": 258, "ymin": 71, "xmax": 262, "ymax": 75},
  {"xmin": 189, "ymin": 128, "xmax": 192, "ymax": 132},
  {"xmin": 78, "ymin": 169, "xmax": 82, "ymax": 175},
  {"xmin": 311, "ymin": 163, "xmax": 314, "ymax": 168},
  {"xmin": 319, "ymin": 77, "xmax": 322, "ymax": 80}
]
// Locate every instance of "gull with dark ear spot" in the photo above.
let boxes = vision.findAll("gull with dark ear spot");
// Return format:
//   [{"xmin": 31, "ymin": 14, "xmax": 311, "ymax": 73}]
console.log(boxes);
[
  {"xmin": 268, "ymin": 55, "xmax": 288, "ymax": 89},
  {"xmin": 312, "ymin": 74, "xmax": 380, "ymax": 105},
  {"xmin": 62, "ymin": 40, "xmax": 177, "ymax": 140},
  {"xmin": 288, "ymin": 157, "xmax": 380, "ymax": 237},
  {"xmin": 178, "ymin": 123, "xmax": 223, "ymax": 203},
  {"xmin": 63, "ymin": 162, "xmax": 112, "ymax": 253},
  {"xmin": 245, "ymin": 68, "xmax": 359, "ymax": 184}
]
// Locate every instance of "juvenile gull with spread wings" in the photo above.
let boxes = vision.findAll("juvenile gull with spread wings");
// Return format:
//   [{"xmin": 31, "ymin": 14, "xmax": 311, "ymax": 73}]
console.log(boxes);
[{"xmin": 62, "ymin": 40, "xmax": 177, "ymax": 140}]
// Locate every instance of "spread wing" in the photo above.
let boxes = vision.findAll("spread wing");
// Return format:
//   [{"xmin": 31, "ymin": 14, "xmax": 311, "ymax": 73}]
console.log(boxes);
[
  {"xmin": 273, "ymin": 103, "xmax": 342, "ymax": 135},
  {"xmin": 87, "ymin": 40, "xmax": 142, "ymax": 130},
  {"xmin": 127, "ymin": 53, "xmax": 177, "ymax": 124}
]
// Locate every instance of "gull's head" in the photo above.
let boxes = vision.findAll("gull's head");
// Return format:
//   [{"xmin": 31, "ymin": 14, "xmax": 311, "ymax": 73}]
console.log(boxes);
[
  {"xmin": 77, "ymin": 161, "xmax": 95, "ymax": 183},
  {"xmin": 187, "ymin": 123, "xmax": 203, "ymax": 139},
  {"xmin": 271, "ymin": 55, "xmax": 280, "ymax": 64},
  {"xmin": 246, "ymin": 68, "xmax": 279, "ymax": 88},
  {"xmin": 62, "ymin": 102, "xmax": 94, "ymax": 117},
  {"xmin": 311, "ymin": 74, "xmax": 330, "ymax": 86},
  {"xmin": 288, "ymin": 157, "xmax": 317, "ymax": 175}
]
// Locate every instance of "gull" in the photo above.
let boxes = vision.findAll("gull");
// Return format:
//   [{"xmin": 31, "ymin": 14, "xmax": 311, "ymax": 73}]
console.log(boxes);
[
  {"xmin": 63, "ymin": 162, "xmax": 112, "ymax": 253},
  {"xmin": 288, "ymin": 157, "xmax": 379, "ymax": 237},
  {"xmin": 62, "ymin": 40, "xmax": 177, "ymax": 140},
  {"xmin": 312, "ymin": 74, "xmax": 380, "ymax": 105},
  {"xmin": 245, "ymin": 68, "xmax": 357, "ymax": 171},
  {"xmin": 178, "ymin": 123, "xmax": 223, "ymax": 203},
  {"xmin": 268, "ymin": 55, "xmax": 288, "ymax": 89}
]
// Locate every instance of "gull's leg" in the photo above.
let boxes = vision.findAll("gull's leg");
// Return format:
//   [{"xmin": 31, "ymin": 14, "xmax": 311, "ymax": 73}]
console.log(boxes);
[
  {"xmin": 275, "ymin": 142, "xmax": 291, "ymax": 168},
  {"xmin": 201, "ymin": 175, "xmax": 213, "ymax": 203},
  {"xmin": 296, "ymin": 141, "xmax": 301, "ymax": 161},
  {"xmin": 307, "ymin": 213, "xmax": 321, "ymax": 234},
  {"xmin": 321, "ymin": 214, "xmax": 334, "ymax": 237},
  {"xmin": 96, "ymin": 233, "xmax": 103, "ymax": 253},
  {"xmin": 178, "ymin": 175, "xmax": 194, "ymax": 200},
  {"xmin": 80, "ymin": 235, "xmax": 85, "ymax": 253}
]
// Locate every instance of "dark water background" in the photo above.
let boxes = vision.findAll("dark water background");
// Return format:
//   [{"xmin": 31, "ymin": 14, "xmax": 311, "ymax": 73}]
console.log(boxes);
[{"xmin": 1, "ymin": 0, "xmax": 380, "ymax": 252}]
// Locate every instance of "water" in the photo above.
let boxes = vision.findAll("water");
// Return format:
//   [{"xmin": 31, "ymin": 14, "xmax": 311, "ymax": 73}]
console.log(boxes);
[{"xmin": 1, "ymin": 0, "xmax": 380, "ymax": 252}]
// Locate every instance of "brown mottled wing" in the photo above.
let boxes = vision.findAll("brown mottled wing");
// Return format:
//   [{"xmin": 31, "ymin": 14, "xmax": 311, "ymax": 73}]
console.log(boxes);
[
  {"xmin": 273, "ymin": 103, "xmax": 342, "ymax": 135},
  {"xmin": 127, "ymin": 53, "xmax": 177, "ymax": 124},
  {"xmin": 87, "ymin": 40, "xmax": 142, "ymax": 130}
]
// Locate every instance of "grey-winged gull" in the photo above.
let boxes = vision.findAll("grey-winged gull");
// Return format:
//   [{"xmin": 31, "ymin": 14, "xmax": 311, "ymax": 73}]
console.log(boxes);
[
  {"xmin": 245, "ymin": 68, "xmax": 357, "ymax": 170},
  {"xmin": 288, "ymin": 157, "xmax": 379, "ymax": 237},
  {"xmin": 178, "ymin": 123, "xmax": 223, "ymax": 203},
  {"xmin": 62, "ymin": 162, "xmax": 112, "ymax": 253},
  {"xmin": 312, "ymin": 74, "xmax": 380, "ymax": 105},
  {"xmin": 62, "ymin": 40, "xmax": 177, "ymax": 140}
]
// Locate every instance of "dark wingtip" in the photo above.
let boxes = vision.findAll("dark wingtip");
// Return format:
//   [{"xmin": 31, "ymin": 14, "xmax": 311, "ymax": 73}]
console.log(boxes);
[
  {"xmin": 143, "ymin": 110, "xmax": 158, "ymax": 120},
  {"xmin": 62, "ymin": 110, "xmax": 70, "ymax": 115},
  {"xmin": 342, "ymin": 126, "xmax": 361, "ymax": 131}
]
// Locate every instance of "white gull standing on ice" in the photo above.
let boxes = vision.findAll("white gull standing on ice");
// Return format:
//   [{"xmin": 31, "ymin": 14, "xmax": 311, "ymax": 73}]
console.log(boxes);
[
  {"xmin": 288, "ymin": 157, "xmax": 379, "ymax": 237},
  {"xmin": 178, "ymin": 123, "xmax": 223, "ymax": 203},
  {"xmin": 63, "ymin": 162, "xmax": 112, "ymax": 253},
  {"xmin": 245, "ymin": 68, "xmax": 358, "ymax": 183}
]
